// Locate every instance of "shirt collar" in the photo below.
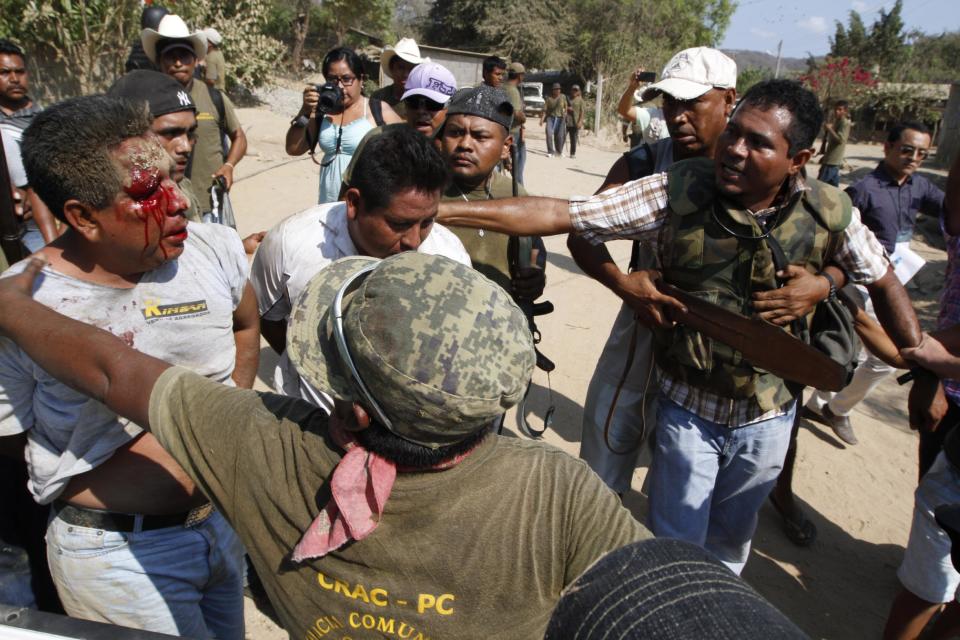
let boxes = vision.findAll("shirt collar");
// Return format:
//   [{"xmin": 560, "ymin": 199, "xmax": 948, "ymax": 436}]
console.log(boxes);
[
  {"xmin": 324, "ymin": 202, "xmax": 360, "ymax": 257},
  {"xmin": 0, "ymin": 101, "xmax": 40, "ymax": 120},
  {"xmin": 750, "ymin": 172, "xmax": 808, "ymax": 218},
  {"xmin": 874, "ymin": 161, "xmax": 912, "ymax": 187}
]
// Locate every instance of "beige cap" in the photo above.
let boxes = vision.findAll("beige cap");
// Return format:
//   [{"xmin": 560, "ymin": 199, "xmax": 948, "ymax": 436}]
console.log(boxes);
[
  {"xmin": 141, "ymin": 14, "xmax": 207, "ymax": 63},
  {"xmin": 380, "ymin": 38, "xmax": 423, "ymax": 79},
  {"xmin": 641, "ymin": 47, "xmax": 737, "ymax": 102}
]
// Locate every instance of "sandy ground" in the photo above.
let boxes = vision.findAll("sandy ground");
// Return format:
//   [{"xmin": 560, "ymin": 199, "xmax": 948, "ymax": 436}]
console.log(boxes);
[{"xmin": 227, "ymin": 101, "xmax": 950, "ymax": 640}]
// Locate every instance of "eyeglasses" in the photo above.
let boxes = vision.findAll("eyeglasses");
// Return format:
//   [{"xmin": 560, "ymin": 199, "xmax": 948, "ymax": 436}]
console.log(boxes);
[
  {"xmin": 332, "ymin": 263, "xmax": 394, "ymax": 430},
  {"xmin": 403, "ymin": 95, "xmax": 445, "ymax": 111},
  {"xmin": 898, "ymin": 145, "xmax": 929, "ymax": 160},
  {"xmin": 326, "ymin": 74, "xmax": 357, "ymax": 87}
]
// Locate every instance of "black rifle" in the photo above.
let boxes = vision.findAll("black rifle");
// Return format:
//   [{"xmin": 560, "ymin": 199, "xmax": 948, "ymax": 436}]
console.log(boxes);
[
  {"xmin": 508, "ymin": 142, "xmax": 555, "ymax": 438},
  {"xmin": 0, "ymin": 140, "xmax": 24, "ymax": 265}
]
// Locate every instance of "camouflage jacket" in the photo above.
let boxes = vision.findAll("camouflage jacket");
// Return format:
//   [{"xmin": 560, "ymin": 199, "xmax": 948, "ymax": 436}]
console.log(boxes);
[{"xmin": 654, "ymin": 157, "xmax": 852, "ymax": 412}]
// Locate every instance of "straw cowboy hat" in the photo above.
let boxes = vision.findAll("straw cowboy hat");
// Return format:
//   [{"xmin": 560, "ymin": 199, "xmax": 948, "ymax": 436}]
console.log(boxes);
[
  {"xmin": 141, "ymin": 14, "xmax": 207, "ymax": 64},
  {"xmin": 380, "ymin": 38, "xmax": 423, "ymax": 79}
]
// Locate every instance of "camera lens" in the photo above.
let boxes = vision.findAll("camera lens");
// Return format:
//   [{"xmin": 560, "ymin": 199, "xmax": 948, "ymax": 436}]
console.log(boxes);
[{"xmin": 316, "ymin": 82, "xmax": 345, "ymax": 115}]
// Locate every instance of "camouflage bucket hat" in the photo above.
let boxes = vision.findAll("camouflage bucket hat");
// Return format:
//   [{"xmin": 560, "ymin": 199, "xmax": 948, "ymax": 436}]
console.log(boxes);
[{"xmin": 287, "ymin": 252, "xmax": 536, "ymax": 449}]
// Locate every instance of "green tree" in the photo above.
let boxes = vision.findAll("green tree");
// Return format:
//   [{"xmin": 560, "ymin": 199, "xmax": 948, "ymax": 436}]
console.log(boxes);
[{"xmin": 175, "ymin": 0, "xmax": 284, "ymax": 89}]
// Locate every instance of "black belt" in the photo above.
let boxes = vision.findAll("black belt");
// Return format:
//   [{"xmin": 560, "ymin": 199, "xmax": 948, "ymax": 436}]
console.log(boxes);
[{"xmin": 53, "ymin": 501, "xmax": 214, "ymax": 532}]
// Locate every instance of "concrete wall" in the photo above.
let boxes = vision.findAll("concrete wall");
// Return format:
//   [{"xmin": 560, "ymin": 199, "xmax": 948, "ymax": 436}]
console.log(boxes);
[{"xmin": 937, "ymin": 83, "xmax": 960, "ymax": 168}]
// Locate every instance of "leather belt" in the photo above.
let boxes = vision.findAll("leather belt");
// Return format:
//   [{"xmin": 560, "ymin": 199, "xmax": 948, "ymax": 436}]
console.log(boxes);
[{"xmin": 53, "ymin": 501, "xmax": 214, "ymax": 532}]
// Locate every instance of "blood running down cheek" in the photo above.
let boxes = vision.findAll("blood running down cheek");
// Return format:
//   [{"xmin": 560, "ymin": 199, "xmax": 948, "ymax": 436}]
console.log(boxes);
[{"xmin": 123, "ymin": 166, "xmax": 182, "ymax": 260}]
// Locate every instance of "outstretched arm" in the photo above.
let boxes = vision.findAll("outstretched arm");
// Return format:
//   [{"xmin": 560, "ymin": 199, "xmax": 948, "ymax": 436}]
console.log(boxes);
[
  {"xmin": 438, "ymin": 196, "xmax": 572, "ymax": 236},
  {"xmin": 0, "ymin": 259, "xmax": 168, "ymax": 428},
  {"xmin": 866, "ymin": 268, "xmax": 922, "ymax": 349}
]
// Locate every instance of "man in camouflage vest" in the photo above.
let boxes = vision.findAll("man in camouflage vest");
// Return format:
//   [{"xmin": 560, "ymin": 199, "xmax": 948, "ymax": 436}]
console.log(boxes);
[
  {"xmin": 0, "ymin": 251, "xmax": 648, "ymax": 638},
  {"xmin": 437, "ymin": 79, "xmax": 923, "ymax": 574}
]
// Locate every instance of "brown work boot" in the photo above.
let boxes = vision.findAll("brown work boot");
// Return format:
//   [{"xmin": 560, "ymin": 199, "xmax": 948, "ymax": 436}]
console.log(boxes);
[{"xmin": 801, "ymin": 404, "xmax": 858, "ymax": 445}]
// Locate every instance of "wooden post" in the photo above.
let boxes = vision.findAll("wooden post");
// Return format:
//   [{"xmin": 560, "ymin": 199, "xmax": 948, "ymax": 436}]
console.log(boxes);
[{"xmin": 593, "ymin": 72, "xmax": 603, "ymax": 135}]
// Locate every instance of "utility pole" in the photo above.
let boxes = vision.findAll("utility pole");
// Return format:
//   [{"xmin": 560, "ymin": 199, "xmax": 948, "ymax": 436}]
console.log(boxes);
[
  {"xmin": 593, "ymin": 72, "xmax": 603, "ymax": 135},
  {"xmin": 774, "ymin": 40, "xmax": 783, "ymax": 78}
]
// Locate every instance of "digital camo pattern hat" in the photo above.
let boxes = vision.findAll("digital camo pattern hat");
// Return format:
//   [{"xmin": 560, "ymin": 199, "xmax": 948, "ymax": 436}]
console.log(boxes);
[
  {"xmin": 287, "ymin": 252, "xmax": 535, "ymax": 448},
  {"xmin": 445, "ymin": 85, "xmax": 514, "ymax": 131}
]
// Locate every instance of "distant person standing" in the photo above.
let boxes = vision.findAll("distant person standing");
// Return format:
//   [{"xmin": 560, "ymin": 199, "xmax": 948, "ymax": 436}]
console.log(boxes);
[
  {"xmin": 203, "ymin": 28, "xmax": 226, "ymax": 91},
  {"xmin": 541, "ymin": 82, "xmax": 567, "ymax": 157},
  {"xmin": 0, "ymin": 39, "xmax": 57, "ymax": 252},
  {"xmin": 481, "ymin": 55, "xmax": 507, "ymax": 89},
  {"xmin": 566, "ymin": 84, "xmax": 585, "ymax": 159},
  {"xmin": 617, "ymin": 68, "xmax": 669, "ymax": 148},
  {"xmin": 370, "ymin": 38, "xmax": 423, "ymax": 120},
  {"xmin": 817, "ymin": 100, "xmax": 850, "ymax": 187},
  {"xmin": 504, "ymin": 61, "xmax": 527, "ymax": 183}
]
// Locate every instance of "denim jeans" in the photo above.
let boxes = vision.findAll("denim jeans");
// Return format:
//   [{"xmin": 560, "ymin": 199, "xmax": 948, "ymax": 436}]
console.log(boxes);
[
  {"xmin": 817, "ymin": 163, "xmax": 841, "ymax": 186},
  {"xmin": 648, "ymin": 396, "xmax": 795, "ymax": 575},
  {"xmin": 46, "ymin": 509, "xmax": 244, "ymax": 639},
  {"xmin": 514, "ymin": 137, "xmax": 526, "ymax": 185},
  {"xmin": 545, "ymin": 116, "xmax": 565, "ymax": 155}
]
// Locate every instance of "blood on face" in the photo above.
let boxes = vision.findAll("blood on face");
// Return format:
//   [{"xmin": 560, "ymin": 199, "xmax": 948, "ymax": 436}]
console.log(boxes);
[{"xmin": 123, "ymin": 165, "xmax": 182, "ymax": 260}]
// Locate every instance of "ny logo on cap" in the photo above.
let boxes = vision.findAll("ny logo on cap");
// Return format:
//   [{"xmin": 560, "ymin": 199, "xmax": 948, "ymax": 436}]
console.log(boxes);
[
  {"xmin": 427, "ymin": 77, "xmax": 455, "ymax": 96},
  {"xmin": 177, "ymin": 91, "xmax": 191, "ymax": 107}
]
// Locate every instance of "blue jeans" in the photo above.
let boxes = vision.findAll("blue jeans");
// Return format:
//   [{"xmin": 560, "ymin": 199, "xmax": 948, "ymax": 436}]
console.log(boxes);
[
  {"xmin": 817, "ymin": 163, "xmax": 841, "ymax": 186},
  {"xmin": 648, "ymin": 396, "xmax": 795, "ymax": 574},
  {"xmin": 545, "ymin": 116, "xmax": 565, "ymax": 155},
  {"xmin": 515, "ymin": 137, "xmax": 526, "ymax": 185},
  {"xmin": 46, "ymin": 508, "xmax": 244, "ymax": 638}
]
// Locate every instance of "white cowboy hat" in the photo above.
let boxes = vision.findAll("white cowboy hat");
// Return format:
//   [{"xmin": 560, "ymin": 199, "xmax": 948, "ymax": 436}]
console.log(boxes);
[
  {"xmin": 141, "ymin": 15, "xmax": 207, "ymax": 64},
  {"xmin": 380, "ymin": 38, "xmax": 423, "ymax": 79}
]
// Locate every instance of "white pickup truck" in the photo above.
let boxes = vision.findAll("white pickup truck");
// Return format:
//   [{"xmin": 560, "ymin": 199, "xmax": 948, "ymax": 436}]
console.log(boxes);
[{"xmin": 521, "ymin": 82, "xmax": 544, "ymax": 117}]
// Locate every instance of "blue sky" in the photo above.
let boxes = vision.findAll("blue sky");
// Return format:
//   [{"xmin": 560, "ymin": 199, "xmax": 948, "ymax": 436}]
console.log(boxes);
[{"xmin": 720, "ymin": 0, "xmax": 959, "ymax": 59}]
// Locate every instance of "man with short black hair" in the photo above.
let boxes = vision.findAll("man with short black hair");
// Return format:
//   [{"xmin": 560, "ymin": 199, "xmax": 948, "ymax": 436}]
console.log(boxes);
[
  {"xmin": 0, "ymin": 94, "xmax": 258, "ymax": 637},
  {"xmin": 251, "ymin": 125, "xmax": 469, "ymax": 409},
  {"xmin": 817, "ymin": 99, "xmax": 850, "ymax": 187},
  {"xmin": 806, "ymin": 120, "xmax": 944, "ymax": 447},
  {"xmin": 143, "ymin": 14, "xmax": 246, "ymax": 209},
  {"xmin": 0, "ymin": 39, "xmax": 58, "ymax": 252},
  {"xmin": 541, "ymin": 82, "xmax": 567, "ymax": 157},
  {"xmin": 438, "ymin": 79, "xmax": 923, "ymax": 574},
  {"xmin": 482, "ymin": 55, "xmax": 506, "ymax": 89}
]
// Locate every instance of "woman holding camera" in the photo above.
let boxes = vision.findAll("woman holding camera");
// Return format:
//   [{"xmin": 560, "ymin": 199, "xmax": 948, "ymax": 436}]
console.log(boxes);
[{"xmin": 286, "ymin": 47, "xmax": 400, "ymax": 203}]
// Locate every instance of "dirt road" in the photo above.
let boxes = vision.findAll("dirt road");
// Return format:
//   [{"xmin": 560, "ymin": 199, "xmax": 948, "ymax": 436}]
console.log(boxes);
[{"xmin": 229, "ymin": 104, "xmax": 948, "ymax": 640}]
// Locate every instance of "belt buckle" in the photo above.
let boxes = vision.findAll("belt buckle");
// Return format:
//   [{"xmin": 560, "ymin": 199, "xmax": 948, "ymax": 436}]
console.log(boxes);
[{"xmin": 184, "ymin": 503, "xmax": 214, "ymax": 528}]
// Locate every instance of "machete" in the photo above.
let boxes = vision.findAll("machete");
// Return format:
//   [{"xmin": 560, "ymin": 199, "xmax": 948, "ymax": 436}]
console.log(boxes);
[{"xmin": 658, "ymin": 282, "xmax": 847, "ymax": 392}]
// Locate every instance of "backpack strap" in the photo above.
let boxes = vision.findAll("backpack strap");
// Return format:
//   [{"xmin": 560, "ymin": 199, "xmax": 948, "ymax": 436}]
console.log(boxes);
[
  {"xmin": 207, "ymin": 85, "xmax": 228, "ymax": 137},
  {"xmin": 370, "ymin": 98, "xmax": 385, "ymax": 127}
]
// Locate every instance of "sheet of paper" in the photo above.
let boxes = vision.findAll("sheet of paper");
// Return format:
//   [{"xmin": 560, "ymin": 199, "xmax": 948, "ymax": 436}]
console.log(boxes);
[{"xmin": 891, "ymin": 241, "xmax": 925, "ymax": 285}]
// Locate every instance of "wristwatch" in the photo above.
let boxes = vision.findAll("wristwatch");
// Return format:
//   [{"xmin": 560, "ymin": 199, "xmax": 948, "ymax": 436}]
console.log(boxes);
[
  {"xmin": 290, "ymin": 114, "xmax": 310, "ymax": 128},
  {"xmin": 820, "ymin": 271, "xmax": 837, "ymax": 300}
]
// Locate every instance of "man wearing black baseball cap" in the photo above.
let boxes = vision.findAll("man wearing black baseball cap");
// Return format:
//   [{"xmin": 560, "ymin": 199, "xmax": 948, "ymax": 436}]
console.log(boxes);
[
  {"xmin": 437, "ymin": 85, "xmax": 545, "ymax": 301},
  {"xmin": 109, "ymin": 69, "xmax": 203, "ymax": 221}
]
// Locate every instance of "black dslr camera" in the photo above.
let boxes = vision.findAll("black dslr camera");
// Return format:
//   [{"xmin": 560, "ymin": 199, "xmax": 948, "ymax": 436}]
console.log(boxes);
[{"xmin": 315, "ymin": 81, "xmax": 345, "ymax": 115}]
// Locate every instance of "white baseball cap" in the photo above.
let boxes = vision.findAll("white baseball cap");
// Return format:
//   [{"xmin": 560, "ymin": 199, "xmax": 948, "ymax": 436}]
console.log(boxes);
[
  {"xmin": 400, "ymin": 62, "xmax": 457, "ymax": 104},
  {"xmin": 380, "ymin": 38, "xmax": 423, "ymax": 80},
  {"xmin": 203, "ymin": 28, "xmax": 222, "ymax": 46},
  {"xmin": 641, "ymin": 47, "xmax": 737, "ymax": 102}
]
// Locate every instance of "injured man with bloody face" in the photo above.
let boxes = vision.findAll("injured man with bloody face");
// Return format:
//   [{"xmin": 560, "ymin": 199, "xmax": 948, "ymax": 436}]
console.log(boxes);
[{"xmin": 0, "ymin": 94, "xmax": 260, "ymax": 638}]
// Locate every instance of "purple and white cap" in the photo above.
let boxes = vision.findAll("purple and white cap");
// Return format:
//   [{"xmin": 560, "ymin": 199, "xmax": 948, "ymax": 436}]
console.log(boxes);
[{"xmin": 401, "ymin": 62, "xmax": 458, "ymax": 105}]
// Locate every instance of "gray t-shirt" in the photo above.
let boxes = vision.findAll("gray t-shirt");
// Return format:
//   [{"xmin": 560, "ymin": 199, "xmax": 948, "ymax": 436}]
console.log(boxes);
[{"xmin": 0, "ymin": 222, "xmax": 248, "ymax": 503}]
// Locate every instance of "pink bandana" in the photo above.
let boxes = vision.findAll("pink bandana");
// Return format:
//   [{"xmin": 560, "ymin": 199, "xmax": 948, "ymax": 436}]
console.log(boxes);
[{"xmin": 291, "ymin": 422, "xmax": 474, "ymax": 562}]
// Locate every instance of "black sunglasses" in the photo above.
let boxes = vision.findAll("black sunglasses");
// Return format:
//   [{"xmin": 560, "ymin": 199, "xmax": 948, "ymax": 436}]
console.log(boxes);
[{"xmin": 404, "ymin": 95, "xmax": 445, "ymax": 112}]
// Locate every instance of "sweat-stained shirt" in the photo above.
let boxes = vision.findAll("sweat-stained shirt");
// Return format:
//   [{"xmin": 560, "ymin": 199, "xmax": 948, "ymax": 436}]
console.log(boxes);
[{"xmin": 149, "ymin": 367, "xmax": 649, "ymax": 640}]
